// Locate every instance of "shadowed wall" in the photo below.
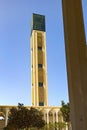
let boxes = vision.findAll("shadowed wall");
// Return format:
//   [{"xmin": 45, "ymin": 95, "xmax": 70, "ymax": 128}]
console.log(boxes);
[{"xmin": 62, "ymin": 0, "xmax": 87, "ymax": 129}]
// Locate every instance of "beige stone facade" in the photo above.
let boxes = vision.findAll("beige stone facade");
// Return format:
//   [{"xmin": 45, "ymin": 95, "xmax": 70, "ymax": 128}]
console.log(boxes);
[{"xmin": 30, "ymin": 31, "xmax": 48, "ymax": 106}]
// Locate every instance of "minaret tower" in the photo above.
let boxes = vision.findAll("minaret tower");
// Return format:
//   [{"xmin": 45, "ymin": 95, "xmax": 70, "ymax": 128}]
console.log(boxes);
[{"xmin": 30, "ymin": 13, "xmax": 48, "ymax": 106}]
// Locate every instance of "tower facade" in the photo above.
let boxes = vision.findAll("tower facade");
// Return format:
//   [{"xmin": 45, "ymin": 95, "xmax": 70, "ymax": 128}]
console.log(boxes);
[{"xmin": 30, "ymin": 13, "xmax": 48, "ymax": 106}]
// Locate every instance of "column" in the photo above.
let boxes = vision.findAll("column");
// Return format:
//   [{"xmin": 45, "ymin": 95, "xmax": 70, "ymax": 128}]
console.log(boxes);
[
  {"xmin": 62, "ymin": 0, "xmax": 87, "ymax": 129},
  {"xmin": 46, "ymin": 111, "xmax": 49, "ymax": 124},
  {"xmin": 55, "ymin": 111, "xmax": 58, "ymax": 123},
  {"xmin": 66, "ymin": 123, "xmax": 68, "ymax": 130},
  {"xmin": 52, "ymin": 109, "xmax": 59, "ymax": 123},
  {"xmin": 44, "ymin": 113, "xmax": 46, "ymax": 122},
  {"xmin": 52, "ymin": 112, "xmax": 55, "ymax": 123},
  {"xmin": 5, "ymin": 109, "xmax": 9, "ymax": 126},
  {"xmin": 44, "ymin": 109, "xmax": 50, "ymax": 124}
]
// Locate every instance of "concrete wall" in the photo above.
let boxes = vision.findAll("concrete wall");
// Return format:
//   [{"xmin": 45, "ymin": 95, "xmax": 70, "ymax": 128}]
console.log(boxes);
[{"xmin": 62, "ymin": 0, "xmax": 87, "ymax": 130}]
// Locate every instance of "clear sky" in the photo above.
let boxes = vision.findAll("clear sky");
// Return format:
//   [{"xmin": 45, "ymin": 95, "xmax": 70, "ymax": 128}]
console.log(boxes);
[{"xmin": 0, "ymin": 0, "xmax": 87, "ymax": 106}]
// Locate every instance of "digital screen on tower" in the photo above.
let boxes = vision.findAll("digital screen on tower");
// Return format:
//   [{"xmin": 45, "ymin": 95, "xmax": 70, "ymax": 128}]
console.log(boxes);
[{"xmin": 31, "ymin": 13, "xmax": 45, "ymax": 32}]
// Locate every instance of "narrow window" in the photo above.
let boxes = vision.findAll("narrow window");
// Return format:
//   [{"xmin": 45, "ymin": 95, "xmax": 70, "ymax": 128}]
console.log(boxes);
[
  {"xmin": 38, "ymin": 64, "xmax": 42, "ymax": 68},
  {"xmin": 38, "ymin": 82, "xmax": 43, "ymax": 87},
  {"xmin": 38, "ymin": 46, "xmax": 42, "ymax": 50},
  {"xmin": 39, "ymin": 102, "xmax": 44, "ymax": 106}
]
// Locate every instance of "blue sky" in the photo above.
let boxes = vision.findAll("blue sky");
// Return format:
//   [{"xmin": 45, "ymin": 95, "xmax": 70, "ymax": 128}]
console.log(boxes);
[{"xmin": 0, "ymin": 0, "xmax": 87, "ymax": 106}]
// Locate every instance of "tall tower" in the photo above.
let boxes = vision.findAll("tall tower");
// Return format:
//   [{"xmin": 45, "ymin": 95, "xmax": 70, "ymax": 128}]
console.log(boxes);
[{"xmin": 30, "ymin": 13, "xmax": 48, "ymax": 106}]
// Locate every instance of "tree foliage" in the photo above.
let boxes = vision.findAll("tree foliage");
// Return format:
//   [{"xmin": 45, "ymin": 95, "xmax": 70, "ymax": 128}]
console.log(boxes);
[
  {"xmin": 6, "ymin": 103, "xmax": 45, "ymax": 130},
  {"xmin": 60, "ymin": 101, "xmax": 71, "ymax": 130},
  {"xmin": 56, "ymin": 122, "xmax": 66, "ymax": 130},
  {"xmin": 28, "ymin": 107, "xmax": 45, "ymax": 129},
  {"xmin": 43, "ymin": 122, "xmax": 66, "ymax": 130},
  {"xmin": 60, "ymin": 101, "xmax": 70, "ymax": 122}
]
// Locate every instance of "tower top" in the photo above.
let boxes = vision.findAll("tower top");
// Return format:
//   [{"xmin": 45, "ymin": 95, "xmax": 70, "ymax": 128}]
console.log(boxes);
[{"xmin": 31, "ymin": 13, "xmax": 45, "ymax": 33}]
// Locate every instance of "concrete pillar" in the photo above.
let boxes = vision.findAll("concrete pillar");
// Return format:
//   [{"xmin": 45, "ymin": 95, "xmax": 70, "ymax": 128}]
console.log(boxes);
[
  {"xmin": 66, "ymin": 123, "xmax": 68, "ymax": 130},
  {"xmin": 62, "ymin": 0, "xmax": 87, "ymax": 130},
  {"xmin": 53, "ymin": 109, "xmax": 59, "ymax": 123},
  {"xmin": 52, "ymin": 112, "xmax": 55, "ymax": 123},
  {"xmin": 5, "ymin": 109, "xmax": 9, "ymax": 126},
  {"xmin": 44, "ymin": 109, "xmax": 50, "ymax": 124},
  {"xmin": 44, "ymin": 113, "xmax": 46, "ymax": 122},
  {"xmin": 55, "ymin": 111, "xmax": 58, "ymax": 123},
  {"xmin": 46, "ymin": 112, "xmax": 49, "ymax": 124}
]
